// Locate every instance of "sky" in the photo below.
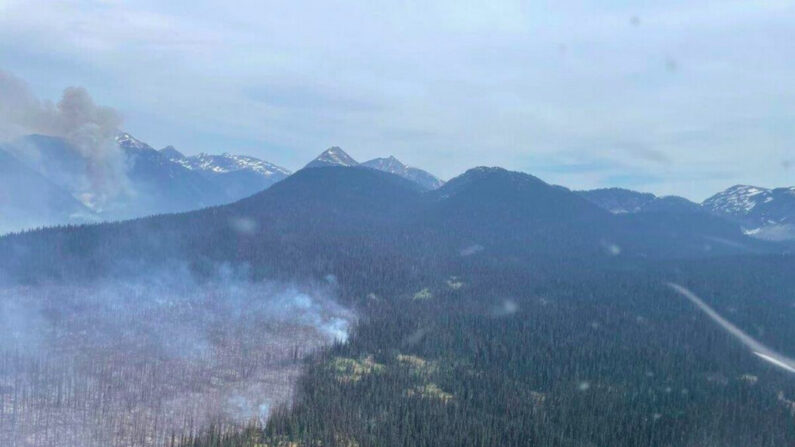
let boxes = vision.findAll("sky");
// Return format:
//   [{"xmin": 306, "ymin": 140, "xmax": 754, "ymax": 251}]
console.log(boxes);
[{"xmin": 0, "ymin": 0, "xmax": 793, "ymax": 200}]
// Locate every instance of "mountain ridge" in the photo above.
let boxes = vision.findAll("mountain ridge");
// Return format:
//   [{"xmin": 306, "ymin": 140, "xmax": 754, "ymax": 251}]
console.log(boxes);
[{"xmin": 361, "ymin": 155, "xmax": 444, "ymax": 190}]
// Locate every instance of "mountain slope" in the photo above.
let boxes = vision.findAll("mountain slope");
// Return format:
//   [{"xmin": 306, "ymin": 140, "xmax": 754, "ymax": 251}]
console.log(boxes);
[
  {"xmin": 577, "ymin": 188, "xmax": 657, "ymax": 214},
  {"xmin": 427, "ymin": 168, "xmax": 762, "ymax": 258},
  {"xmin": 362, "ymin": 156, "xmax": 443, "ymax": 190},
  {"xmin": 702, "ymin": 185, "xmax": 771, "ymax": 217},
  {"xmin": 421, "ymin": 167, "xmax": 616, "ymax": 256},
  {"xmin": 0, "ymin": 165, "xmax": 781, "ymax": 282},
  {"xmin": 579, "ymin": 188, "xmax": 703, "ymax": 215},
  {"xmin": 116, "ymin": 133, "xmax": 230, "ymax": 216},
  {"xmin": 5, "ymin": 134, "xmax": 99, "ymax": 203},
  {"xmin": 432, "ymin": 167, "xmax": 607, "ymax": 222},
  {"xmin": 158, "ymin": 145, "xmax": 185, "ymax": 160},
  {"xmin": 0, "ymin": 146, "xmax": 94, "ymax": 233},
  {"xmin": 0, "ymin": 166, "xmax": 426, "ymax": 281},
  {"xmin": 164, "ymin": 151, "xmax": 290, "ymax": 179},
  {"xmin": 2, "ymin": 132, "xmax": 285, "ymax": 230},
  {"xmin": 638, "ymin": 195, "xmax": 703, "ymax": 214}
]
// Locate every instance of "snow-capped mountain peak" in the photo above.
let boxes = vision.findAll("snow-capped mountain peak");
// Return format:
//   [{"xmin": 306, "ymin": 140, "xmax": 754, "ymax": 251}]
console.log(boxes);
[
  {"xmin": 116, "ymin": 132, "xmax": 154, "ymax": 152},
  {"xmin": 305, "ymin": 147, "xmax": 359, "ymax": 168},
  {"xmin": 702, "ymin": 185, "xmax": 773, "ymax": 216}
]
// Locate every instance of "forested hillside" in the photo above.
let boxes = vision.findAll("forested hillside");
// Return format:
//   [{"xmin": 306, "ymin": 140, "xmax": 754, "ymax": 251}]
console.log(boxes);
[
  {"xmin": 1, "ymin": 166, "xmax": 792, "ymax": 447},
  {"xmin": 189, "ymin": 255, "xmax": 795, "ymax": 447}
]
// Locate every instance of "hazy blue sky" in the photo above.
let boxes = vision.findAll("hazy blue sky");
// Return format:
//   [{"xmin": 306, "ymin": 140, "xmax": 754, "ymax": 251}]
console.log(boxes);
[{"xmin": 1, "ymin": 0, "xmax": 793, "ymax": 200}]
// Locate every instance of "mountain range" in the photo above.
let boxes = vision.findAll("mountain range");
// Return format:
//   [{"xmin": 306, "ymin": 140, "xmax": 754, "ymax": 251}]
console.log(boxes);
[
  {"xmin": 2, "ymin": 157, "xmax": 790, "ymax": 283},
  {"xmin": 157, "ymin": 143, "xmax": 291, "ymax": 202},
  {"xmin": 0, "ymin": 132, "xmax": 292, "ymax": 233},
  {"xmin": 0, "ymin": 135, "xmax": 448, "ymax": 234},
  {"xmin": 578, "ymin": 186, "xmax": 795, "ymax": 240},
  {"xmin": 1, "ymin": 134, "xmax": 793, "ymax": 243}
]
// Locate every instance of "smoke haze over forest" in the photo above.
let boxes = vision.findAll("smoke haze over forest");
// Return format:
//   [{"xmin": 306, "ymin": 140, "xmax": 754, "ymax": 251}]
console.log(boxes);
[{"xmin": 0, "ymin": 265, "xmax": 354, "ymax": 447}]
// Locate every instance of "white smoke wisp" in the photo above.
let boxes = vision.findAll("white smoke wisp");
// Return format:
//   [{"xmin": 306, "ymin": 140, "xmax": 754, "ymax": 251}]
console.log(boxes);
[
  {"xmin": 668, "ymin": 283, "xmax": 795, "ymax": 374},
  {"xmin": 0, "ymin": 69, "xmax": 128, "ymax": 209}
]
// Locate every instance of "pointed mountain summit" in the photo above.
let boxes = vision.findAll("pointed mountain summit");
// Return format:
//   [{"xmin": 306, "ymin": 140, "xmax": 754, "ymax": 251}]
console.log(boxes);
[
  {"xmin": 305, "ymin": 146, "xmax": 358, "ymax": 168},
  {"xmin": 362, "ymin": 155, "xmax": 444, "ymax": 190}
]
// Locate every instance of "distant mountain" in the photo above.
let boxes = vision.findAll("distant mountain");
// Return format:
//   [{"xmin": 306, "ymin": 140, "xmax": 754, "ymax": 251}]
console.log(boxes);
[
  {"xmin": 0, "ymin": 132, "xmax": 291, "ymax": 233},
  {"xmin": 6, "ymin": 134, "xmax": 99, "ymax": 203},
  {"xmin": 161, "ymin": 149, "xmax": 291, "ymax": 200},
  {"xmin": 304, "ymin": 148, "xmax": 443, "ymax": 190},
  {"xmin": 116, "ymin": 132, "xmax": 229, "ymax": 217},
  {"xmin": 702, "ymin": 185, "xmax": 770, "ymax": 217},
  {"xmin": 579, "ymin": 188, "xmax": 702, "ymax": 215},
  {"xmin": 115, "ymin": 132, "xmax": 153, "ymax": 152},
  {"xmin": 362, "ymin": 156, "xmax": 444, "ymax": 190},
  {"xmin": 431, "ymin": 167, "xmax": 602, "ymax": 220},
  {"xmin": 637, "ymin": 196, "xmax": 703, "ymax": 214},
  {"xmin": 0, "ymin": 165, "xmax": 779, "ymax": 282},
  {"xmin": 703, "ymin": 185, "xmax": 795, "ymax": 240},
  {"xmin": 578, "ymin": 188, "xmax": 656, "ymax": 214},
  {"xmin": 159, "ymin": 145, "xmax": 185, "ymax": 160},
  {"xmin": 0, "ymin": 146, "xmax": 95, "ymax": 234},
  {"xmin": 423, "ymin": 167, "xmax": 620, "ymax": 256},
  {"xmin": 436, "ymin": 175, "xmax": 751, "ymax": 257},
  {"xmin": 304, "ymin": 147, "xmax": 358, "ymax": 168},
  {"xmin": 165, "ymin": 151, "xmax": 290, "ymax": 178}
]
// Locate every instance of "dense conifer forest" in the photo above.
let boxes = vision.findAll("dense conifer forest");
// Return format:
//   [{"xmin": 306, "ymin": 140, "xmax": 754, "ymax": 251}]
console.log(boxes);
[{"xmin": 183, "ymin": 254, "xmax": 795, "ymax": 447}]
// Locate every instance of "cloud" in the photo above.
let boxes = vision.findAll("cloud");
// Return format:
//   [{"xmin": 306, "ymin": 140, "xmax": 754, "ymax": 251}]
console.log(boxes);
[
  {"xmin": 244, "ymin": 82, "xmax": 381, "ymax": 112},
  {"xmin": 1, "ymin": 1, "xmax": 794, "ymax": 199}
]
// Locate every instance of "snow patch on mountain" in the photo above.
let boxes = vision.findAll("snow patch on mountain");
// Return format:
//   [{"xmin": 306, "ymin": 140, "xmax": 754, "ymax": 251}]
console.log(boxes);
[
  {"xmin": 703, "ymin": 184, "xmax": 795, "ymax": 240},
  {"xmin": 702, "ymin": 185, "xmax": 772, "ymax": 216},
  {"xmin": 169, "ymin": 152, "xmax": 291, "ymax": 178}
]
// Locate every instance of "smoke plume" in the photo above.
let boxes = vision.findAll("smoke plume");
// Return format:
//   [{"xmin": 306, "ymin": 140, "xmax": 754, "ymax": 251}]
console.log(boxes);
[{"xmin": 0, "ymin": 69, "xmax": 127, "ymax": 209}]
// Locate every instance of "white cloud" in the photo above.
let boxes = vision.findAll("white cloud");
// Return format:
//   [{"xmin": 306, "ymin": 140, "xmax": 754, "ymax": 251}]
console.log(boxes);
[{"xmin": 1, "ymin": 0, "xmax": 794, "ymax": 199}]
